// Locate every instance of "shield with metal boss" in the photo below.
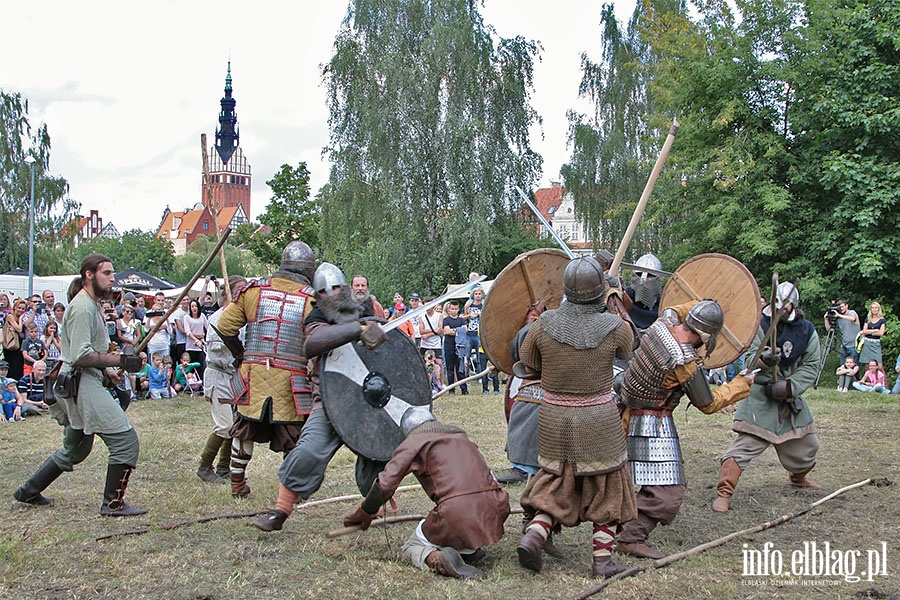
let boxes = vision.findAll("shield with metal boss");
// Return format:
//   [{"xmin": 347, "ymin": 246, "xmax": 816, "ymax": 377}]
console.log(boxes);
[{"xmin": 320, "ymin": 327, "xmax": 432, "ymax": 462}]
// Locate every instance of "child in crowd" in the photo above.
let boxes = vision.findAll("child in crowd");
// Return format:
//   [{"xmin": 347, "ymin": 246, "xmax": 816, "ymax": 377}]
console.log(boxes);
[
  {"xmin": 835, "ymin": 356, "xmax": 859, "ymax": 392},
  {"xmin": 42, "ymin": 321, "xmax": 61, "ymax": 371},
  {"xmin": 174, "ymin": 352, "xmax": 201, "ymax": 394},
  {"xmin": 134, "ymin": 353, "xmax": 150, "ymax": 399},
  {"xmin": 852, "ymin": 359, "xmax": 890, "ymax": 394},
  {"xmin": 424, "ymin": 350, "xmax": 444, "ymax": 395},
  {"xmin": 148, "ymin": 353, "xmax": 174, "ymax": 400},
  {"xmin": 21, "ymin": 323, "xmax": 46, "ymax": 376},
  {"xmin": 2, "ymin": 380, "xmax": 21, "ymax": 422}
]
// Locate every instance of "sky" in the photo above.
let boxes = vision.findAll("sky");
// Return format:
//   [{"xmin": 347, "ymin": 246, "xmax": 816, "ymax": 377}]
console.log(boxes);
[{"xmin": 2, "ymin": 1, "xmax": 636, "ymax": 234}]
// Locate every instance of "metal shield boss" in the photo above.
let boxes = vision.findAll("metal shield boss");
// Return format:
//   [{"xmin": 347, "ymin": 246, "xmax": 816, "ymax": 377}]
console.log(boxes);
[
  {"xmin": 659, "ymin": 253, "xmax": 761, "ymax": 369},
  {"xmin": 320, "ymin": 328, "xmax": 432, "ymax": 462},
  {"xmin": 481, "ymin": 248, "xmax": 570, "ymax": 375}
]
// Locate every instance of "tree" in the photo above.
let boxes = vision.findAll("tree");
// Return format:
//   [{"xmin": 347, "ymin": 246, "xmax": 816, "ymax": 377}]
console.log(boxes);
[
  {"xmin": 79, "ymin": 230, "xmax": 175, "ymax": 277},
  {"xmin": 170, "ymin": 234, "xmax": 254, "ymax": 285},
  {"xmin": 247, "ymin": 163, "xmax": 320, "ymax": 270},
  {"xmin": 0, "ymin": 90, "xmax": 79, "ymax": 274},
  {"xmin": 320, "ymin": 0, "xmax": 543, "ymax": 295},
  {"xmin": 562, "ymin": 2, "xmax": 679, "ymax": 256}
]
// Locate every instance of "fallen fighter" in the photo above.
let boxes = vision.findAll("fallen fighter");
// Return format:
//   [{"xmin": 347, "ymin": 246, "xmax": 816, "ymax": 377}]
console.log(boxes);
[{"xmin": 342, "ymin": 407, "xmax": 510, "ymax": 579}]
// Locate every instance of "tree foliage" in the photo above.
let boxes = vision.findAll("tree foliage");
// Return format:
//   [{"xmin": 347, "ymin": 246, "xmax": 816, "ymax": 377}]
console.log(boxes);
[
  {"xmin": 170, "ymin": 234, "xmax": 258, "ymax": 285},
  {"xmin": 78, "ymin": 229, "xmax": 176, "ymax": 278},
  {"xmin": 247, "ymin": 162, "xmax": 320, "ymax": 271},
  {"xmin": 320, "ymin": 0, "xmax": 543, "ymax": 296},
  {"xmin": 0, "ymin": 90, "xmax": 79, "ymax": 274},
  {"xmin": 573, "ymin": 0, "xmax": 899, "ymax": 321}
]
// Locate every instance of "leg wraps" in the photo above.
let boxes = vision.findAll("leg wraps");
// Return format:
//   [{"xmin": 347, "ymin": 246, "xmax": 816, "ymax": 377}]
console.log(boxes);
[
  {"xmin": 593, "ymin": 523, "xmax": 618, "ymax": 557},
  {"xmin": 525, "ymin": 512, "xmax": 555, "ymax": 541},
  {"xmin": 230, "ymin": 438, "xmax": 254, "ymax": 477}
]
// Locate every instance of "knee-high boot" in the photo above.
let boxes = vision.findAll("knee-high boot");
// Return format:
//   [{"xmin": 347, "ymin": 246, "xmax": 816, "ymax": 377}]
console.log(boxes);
[
  {"xmin": 712, "ymin": 458, "xmax": 742, "ymax": 512},
  {"xmin": 100, "ymin": 464, "xmax": 148, "ymax": 517},
  {"xmin": 14, "ymin": 457, "xmax": 64, "ymax": 506}
]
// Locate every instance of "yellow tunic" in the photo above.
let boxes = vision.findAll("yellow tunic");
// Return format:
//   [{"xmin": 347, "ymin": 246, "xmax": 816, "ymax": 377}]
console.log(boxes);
[{"xmin": 216, "ymin": 276, "xmax": 314, "ymax": 424}]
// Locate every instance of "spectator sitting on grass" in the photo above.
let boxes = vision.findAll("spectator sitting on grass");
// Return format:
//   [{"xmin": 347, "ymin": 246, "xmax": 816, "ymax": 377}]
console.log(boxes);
[
  {"xmin": 835, "ymin": 356, "xmax": 858, "ymax": 392},
  {"xmin": 17, "ymin": 359, "xmax": 49, "ymax": 416},
  {"xmin": 134, "ymin": 353, "xmax": 150, "ymax": 399},
  {"xmin": 852, "ymin": 360, "xmax": 890, "ymax": 394},
  {"xmin": 2, "ymin": 379, "xmax": 22, "ymax": 422}
]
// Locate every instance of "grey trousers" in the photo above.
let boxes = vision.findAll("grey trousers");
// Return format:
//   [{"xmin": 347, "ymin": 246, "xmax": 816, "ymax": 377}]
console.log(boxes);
[
  {"xmin": 278, "ymin": 408, "xmax": 385, "ymax": 499},
  {"xmin": 721, "ymin": 431, "xmax": 820, "ymax": 473},
  {"xmin": 51, "ymin": 427, "xmax": 140, "ymax": 471}
]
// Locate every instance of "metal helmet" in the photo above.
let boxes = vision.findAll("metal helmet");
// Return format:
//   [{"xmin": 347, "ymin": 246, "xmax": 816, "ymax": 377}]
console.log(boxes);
[
  {"xmin": 563, "ymin": 256, "xmax": 607, "ymax": 304},
  {"xmin": 281, "ymin": 241, "xmax": 316, "ymax": 281},
  {"xmin": 313, "ymin": 262, "xmax": 348, "ymax": 296},
  {"xmin": 633, "ymin": 253, "xmax": 662, "ymax": 282},
  {"xmin": 400, "ymin": 406, "xmax": 435, "ymax": 438},
  {"xmin": 774, "ymin": 281, "xmax": 799, "ymax": 311},
  {"xmin": 684, "ymin": 300, "xmax": 724, "ymax": 357}
]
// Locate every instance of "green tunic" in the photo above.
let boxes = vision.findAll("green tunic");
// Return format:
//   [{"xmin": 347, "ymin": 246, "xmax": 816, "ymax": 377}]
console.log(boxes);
[
  {"xmin": 52, "ymin": 291, "xmax": 131, "ymax": 435},
  {"xmin": 733, "ymin": 323, "xmax": 819, "ymax": 444}
]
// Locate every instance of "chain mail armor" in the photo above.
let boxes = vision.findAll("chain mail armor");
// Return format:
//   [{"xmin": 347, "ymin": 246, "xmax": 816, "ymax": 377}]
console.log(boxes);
[
  {"xmin": 521, "ymin": 315, "xmax": 633, "ymax": 475},
  {"xmin": 621, "ymin": 320, "xmax": 701, "ymax": 486},
  {"xmin": 243, "ymin": 279, "xmax": 314, "ymax": 414},
  {"xmin": 541, "ymin": 301, "xmax": 622, "ymax": 350}
]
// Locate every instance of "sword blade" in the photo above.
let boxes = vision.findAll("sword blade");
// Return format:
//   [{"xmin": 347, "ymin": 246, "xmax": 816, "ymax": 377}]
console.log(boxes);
[
  {"xmin": 382, "ymin": 276, "xmax": 487, "ymax": 333},
  {"xmin": 514, "ymin": 185, "xmax": 575, "ymax": 259}
]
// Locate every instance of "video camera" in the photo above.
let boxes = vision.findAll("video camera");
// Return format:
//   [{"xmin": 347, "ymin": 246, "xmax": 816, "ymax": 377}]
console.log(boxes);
[{"xmin": 826, "ymin": 304, "xmax": 842, "ymax": 321}]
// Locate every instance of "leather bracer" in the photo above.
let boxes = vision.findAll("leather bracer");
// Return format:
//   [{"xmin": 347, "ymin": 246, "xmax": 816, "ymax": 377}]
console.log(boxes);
[
  {"xmin": 361, "ymin": 480, "xmax": 387, "ymax": 515},
  {"xmin": 72, "ymin": 351, "xmax": 122, "ymax": 370}
]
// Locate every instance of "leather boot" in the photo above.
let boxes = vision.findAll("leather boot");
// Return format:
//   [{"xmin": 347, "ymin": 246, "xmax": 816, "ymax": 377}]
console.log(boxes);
[
  {"xmin": 788, "ymin": 466, "xmax": 822, "ymax": 489},
  {"xmin": 231, "ymin": 474, "xmax": 251, "ymax": 498},
  {"xmin": 712, "ymin": 458, "xmax": 741, "ymax": 512},
  {"xmin": 252, "ymin": 509, "xmax": 289, "ymax": 531},
  {"xmin": 14, "ymin": 457, "xmax": 64, "ymax": 506},
  {"xmin": 424, "ymin": 547, "xmax": 486, "ymax": 580},
  {"xmin": 592, "ymin": 555, "xmax": 627, "ymax": 578},
  {"xmin": 616, "ymin": 541, "xmax": 665, "ymax": 560},
  {"xmin": 517, "ymin": 528, "xmax": 546, "ymax": 573},
  {"xmin": 544, "ymin": 532, "xmax": 566, "ymax": 559},
  {"xmin": 100, "ymin": 464, "xmax": 148, "ymax": 517},
  {"xmin": 197, "ymin": 465, "xmax": 226, "ymax": 484}
]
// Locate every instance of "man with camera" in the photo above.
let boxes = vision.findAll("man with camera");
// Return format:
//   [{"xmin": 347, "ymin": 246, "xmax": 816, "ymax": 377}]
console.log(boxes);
[
  {"xmin": 23, "ymin": 292, "xmax": 52, "ymax": 336},
  {"xmin": 823, "ymin": 299, "xmax": 860, "ymax": 364}
]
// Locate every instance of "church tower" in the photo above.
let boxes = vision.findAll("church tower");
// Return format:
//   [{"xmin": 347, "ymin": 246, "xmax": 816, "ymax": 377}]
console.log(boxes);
[{"xmin": 203, "ymin": 62, "xmax": 251, "ymax": 220}]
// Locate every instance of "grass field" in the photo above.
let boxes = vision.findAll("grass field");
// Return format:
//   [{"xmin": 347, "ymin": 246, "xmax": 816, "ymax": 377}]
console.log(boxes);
[{"xmin": 1, "ymin": 383, "xmax": 898, "ymax": 599}]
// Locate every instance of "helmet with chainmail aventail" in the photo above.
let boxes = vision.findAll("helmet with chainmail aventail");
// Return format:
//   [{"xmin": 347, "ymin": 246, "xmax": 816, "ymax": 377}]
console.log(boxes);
[
  {"xmin": 563, "ymin": 256, "xmax": 608, "ymax": 304},
  {"xmin": 684, "ymin": 300, "xmax": 724, "ymax": 357}
]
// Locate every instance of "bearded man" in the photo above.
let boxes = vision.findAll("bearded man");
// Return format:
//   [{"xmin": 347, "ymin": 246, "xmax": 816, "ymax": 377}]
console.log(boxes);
[
  {"xmin": 351, "ymin": 274, "xmax": 386, "ymax": 319},
  {"xmin": 14, "ymin": 253, "xmax": 146, "ymax": 516},
  {"xmin": 252, "ymin": 262, "xmax": 388, "ymax": 531},
  {"xmin": 516, "ymin": 256, "xmax": 637, "ymax": 579},
  {"xmin": 215, "ymin": 241, "xmax": 317, "ymax": 498}
]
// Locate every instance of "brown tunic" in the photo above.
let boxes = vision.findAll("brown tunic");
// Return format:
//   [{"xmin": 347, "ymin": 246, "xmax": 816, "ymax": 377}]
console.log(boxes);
[{"xmin": 375, "ymin": 427, "xmax": 510, "ymax": 550}]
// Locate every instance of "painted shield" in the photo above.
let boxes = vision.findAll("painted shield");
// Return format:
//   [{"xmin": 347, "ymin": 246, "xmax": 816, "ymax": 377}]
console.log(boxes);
[
  {"xmin": 320, "ymin": 328, "xmax": 432, "ymax": 462},
  {"xmin": 660, "ymin": 253, "xmax": 761, "ymax": 369},
  {"xmin": 481, "ymin": 248, "xmax": 570, "ymax": 375}
]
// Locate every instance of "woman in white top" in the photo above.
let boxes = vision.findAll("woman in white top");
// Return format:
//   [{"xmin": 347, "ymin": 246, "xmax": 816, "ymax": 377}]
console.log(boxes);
[
  {"xmin": 144, "ymin": 296, "xmax": 172, "ymax": 359},
  {"xmin": 418, "ymin": 296, "xmax": 444, "ymax": 358},
  {"xmin": 184, "ymin": 299, "xmax": 208, "ymax": 378}
]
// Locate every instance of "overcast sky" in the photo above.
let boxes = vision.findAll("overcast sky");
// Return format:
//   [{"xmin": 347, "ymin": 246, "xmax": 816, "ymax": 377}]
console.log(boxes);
[{"xmin": 2, "ymin": 1, "xmax": 636, "ymax": 233}]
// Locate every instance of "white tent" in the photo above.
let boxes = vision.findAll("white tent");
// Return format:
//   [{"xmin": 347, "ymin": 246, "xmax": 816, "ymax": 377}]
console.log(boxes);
[{"xmin": 0, "ymin": 274, "xmax": 79, "ymax": 305}]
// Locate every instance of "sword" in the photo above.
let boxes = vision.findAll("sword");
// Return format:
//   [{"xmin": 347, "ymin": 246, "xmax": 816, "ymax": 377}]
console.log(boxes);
[
  {"xmin": 382, "ymin": 276, "xmax": 487, "ymax": 334},
  {"xmin": 515, "ymin": 185, "xmax": 673, "ymax": 277}
]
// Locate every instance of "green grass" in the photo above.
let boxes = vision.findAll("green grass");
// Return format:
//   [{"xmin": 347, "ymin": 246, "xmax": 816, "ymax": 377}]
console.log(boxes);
[{"xmin": 1, "ymin": 387, "xmax": 898, "ymax": 599}]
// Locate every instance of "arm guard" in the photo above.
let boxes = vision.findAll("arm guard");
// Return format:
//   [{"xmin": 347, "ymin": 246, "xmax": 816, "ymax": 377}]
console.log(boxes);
[
  {"xmin": 304, "ymin": 321, "xmax": 363, "ymax": 358},
  {"xmin": 72, "ymin": 351, "xmax": 122, "ymax": 370},
  {"xmin": 683, "ymin": 366, "xmax": 714, "ymax": 410},
  {"xmin": 361, "ymin": 480, "xmax": 387, "ymax": 515}
]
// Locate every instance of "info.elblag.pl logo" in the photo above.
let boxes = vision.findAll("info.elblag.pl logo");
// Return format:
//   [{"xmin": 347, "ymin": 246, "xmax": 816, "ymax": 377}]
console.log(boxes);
[{"xmin": 741, "ymin": 541, "xmax": 889, "ymax": 587}]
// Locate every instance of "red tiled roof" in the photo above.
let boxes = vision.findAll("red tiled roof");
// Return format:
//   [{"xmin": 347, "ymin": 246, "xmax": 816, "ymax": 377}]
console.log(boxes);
[{"xmin": 534, "ymin": 185, "xmax": 564, "ymax": 223}]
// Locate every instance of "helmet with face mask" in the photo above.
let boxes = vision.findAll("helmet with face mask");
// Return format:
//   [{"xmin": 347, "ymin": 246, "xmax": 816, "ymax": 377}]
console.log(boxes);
[{"xmin": 631, "ymin": 253, "xmax": 663, "ymax": 308}]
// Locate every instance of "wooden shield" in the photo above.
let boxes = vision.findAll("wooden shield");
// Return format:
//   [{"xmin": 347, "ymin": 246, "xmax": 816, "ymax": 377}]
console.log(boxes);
[
  {"xmin": 481, "ymin": 248, "xmax": 570, "ymax": 375},
  {"xmin": 660, "ymin": 253, "xmax": 761, "ymax": 369}
]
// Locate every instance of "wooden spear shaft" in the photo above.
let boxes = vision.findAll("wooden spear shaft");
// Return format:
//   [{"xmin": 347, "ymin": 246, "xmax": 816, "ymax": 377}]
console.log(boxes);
[
  {"xmin": 200, "ymin": 134, "xmax": 232, "ymax": 304},
  {"xmin": 609, "ymin": 119, "xmax": 680, "ymax": 277}
]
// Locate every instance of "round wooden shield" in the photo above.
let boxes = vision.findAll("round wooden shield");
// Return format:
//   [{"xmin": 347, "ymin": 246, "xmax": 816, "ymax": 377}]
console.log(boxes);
[
  {"xmin": 660, "ymin": 253, "xmax": 761, "ymax": 369},
  {"xmin": 481, "ymin": 248, "xmax": 570, "ymax": 375},
  {"xmin": 320, "ymin": 329, "xmax": 432, "ymax": 462}
]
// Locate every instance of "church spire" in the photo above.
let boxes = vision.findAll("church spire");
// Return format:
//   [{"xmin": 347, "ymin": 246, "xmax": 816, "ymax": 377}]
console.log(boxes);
[{"xmin": 215, "ymin": 61, "xmax": 239, "ymax": 164}]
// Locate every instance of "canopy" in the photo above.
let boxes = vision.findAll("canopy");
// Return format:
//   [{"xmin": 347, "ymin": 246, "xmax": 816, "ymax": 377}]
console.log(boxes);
[{"xmin": 114, "ymin": 268, "xmax": 178, "ymax": 291}]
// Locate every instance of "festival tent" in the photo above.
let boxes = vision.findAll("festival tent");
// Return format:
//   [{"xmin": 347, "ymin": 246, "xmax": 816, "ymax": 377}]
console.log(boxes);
[
  {"xmin": 114, "ymin": 268, "xmax": 178, "ymax": 292},
  {"xmin": 0, "ymin": 274, "xmax": 79, "ymax": 305}
]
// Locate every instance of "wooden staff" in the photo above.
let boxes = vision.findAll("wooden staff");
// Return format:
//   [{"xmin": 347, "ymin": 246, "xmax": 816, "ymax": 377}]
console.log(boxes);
[
  {"xmin": 432, "ymin": 365, "xmax": 494, "ymax": 400},
  {"xmin": 327, "ymin": 506, "xmax": 525, "ymax": 538},
  {"xmin": 609, "ymin": 119, "xmax": 680, "ymax": 278},
  {"xmin": 569, "ymin": 478, "xmax": 877, "ymax": 599},
  {"xmin": 132, "ymin": 228, "xmax": 232, "ymax": 356},
  {"xmin": 200, "ymin": 134, "xmax": 232, "ymax": 304}
]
